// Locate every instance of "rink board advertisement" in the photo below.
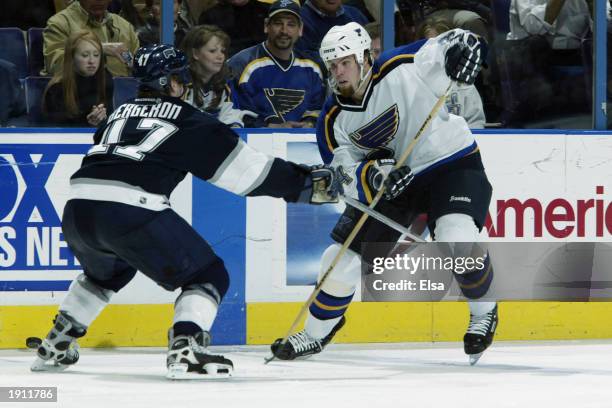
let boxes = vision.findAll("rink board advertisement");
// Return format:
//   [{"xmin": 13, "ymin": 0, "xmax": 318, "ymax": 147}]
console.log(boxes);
[{"xmin": 1, "ymin": 129, "xmax": 612, "ymax": 347}]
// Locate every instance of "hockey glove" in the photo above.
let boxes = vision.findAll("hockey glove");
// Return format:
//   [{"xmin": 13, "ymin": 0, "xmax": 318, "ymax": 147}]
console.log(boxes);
[
  {"xmin": 297, "ymin": 164, "xmax": 341, "ymax": 204},
  {"xmin": 366, "ymin": 159, "xmax": 414, "ymax": 201},
  {"xmin": 444, "ymin": 31, "xmax": 487, "ymax": 85}
]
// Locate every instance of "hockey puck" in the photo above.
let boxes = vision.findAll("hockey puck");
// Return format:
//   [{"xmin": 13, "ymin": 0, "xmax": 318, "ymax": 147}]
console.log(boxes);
[{"xmin": 25, "ymin": 337, "xmax": 42, "ymax": 349}]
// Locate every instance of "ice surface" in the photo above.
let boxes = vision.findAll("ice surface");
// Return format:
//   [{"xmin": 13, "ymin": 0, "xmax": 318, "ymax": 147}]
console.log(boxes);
[{"xmin": 2, "ymin": 341, "xmax": 612, "ymax": 408}]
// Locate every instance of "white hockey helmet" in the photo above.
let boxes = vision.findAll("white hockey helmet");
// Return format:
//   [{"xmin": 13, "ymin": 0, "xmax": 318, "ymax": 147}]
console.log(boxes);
[
  {"xmin": 319, "ymin": 22, "xmax": 372, "ymax": 94},
  {"xmin": 319, "ymin": 22, "xmax": 371, "ymax": 67}
]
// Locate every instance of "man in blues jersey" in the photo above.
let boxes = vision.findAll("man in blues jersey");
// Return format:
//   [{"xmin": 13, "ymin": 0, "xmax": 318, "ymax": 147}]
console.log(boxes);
[
  {"xmin": 30, "ymin": 44, "xmax": 340, "ymax": 379},
  {"xmin": 271, "ymin": 23, "xmax": 498, "ymax": 365},
  {"xmin": 228, "ymin": 0, "xmax": 325, "ymax": 128}
]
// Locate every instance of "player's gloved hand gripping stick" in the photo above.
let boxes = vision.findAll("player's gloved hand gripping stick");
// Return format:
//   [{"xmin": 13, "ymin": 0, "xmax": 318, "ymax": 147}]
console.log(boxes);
[{"xmin": 265, "ymin": 83, "xmax": 454, "ymax": 364}]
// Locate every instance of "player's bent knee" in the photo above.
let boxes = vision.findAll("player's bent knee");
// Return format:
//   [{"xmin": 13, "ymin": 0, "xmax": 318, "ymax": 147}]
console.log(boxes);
[
  {"xmin": 435, "ymin": 214, "xmax": 493, "ymax": 299},
  {"xmin": 318, "ymin": 243, "xmax": 361, "ymax": 297},
  {"xmin": 433, "ymin": 213, "xmax": 479, "ymax": 243},
  {"xmin": 168, "ymin": 256, "xmax": 230, "ymax": 300},
  {"xmin": 59, "ymin": 273, "xmax": 114, "ymax": 327}
]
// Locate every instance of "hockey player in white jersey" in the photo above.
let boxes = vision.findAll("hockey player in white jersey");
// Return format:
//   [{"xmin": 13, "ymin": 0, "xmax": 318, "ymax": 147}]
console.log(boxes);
[{"xmin": 271, "ymin": 23, "xmax": 497, "ymax": 365}]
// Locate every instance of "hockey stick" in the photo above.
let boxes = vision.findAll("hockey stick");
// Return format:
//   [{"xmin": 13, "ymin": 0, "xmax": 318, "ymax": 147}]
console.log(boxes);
[
  {"xmin": 264, "ymin": 83, "xmax": 452, "ymax": 364},
  {"xmin": 340, "ymin": 195, "xmax": 425, "ymax": 243}
]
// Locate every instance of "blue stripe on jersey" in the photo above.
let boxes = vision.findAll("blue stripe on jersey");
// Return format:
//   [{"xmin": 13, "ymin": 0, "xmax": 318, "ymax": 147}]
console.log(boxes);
[{"xmin": 309, "ymin": 290, "xmax": 354, "ymax": 320}]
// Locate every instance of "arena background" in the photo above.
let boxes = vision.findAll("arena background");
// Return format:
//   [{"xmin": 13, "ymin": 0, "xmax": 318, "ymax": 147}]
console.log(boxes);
[{"xmin": 1, "ymin": 128, "xmax": 612, "ymax": 348}]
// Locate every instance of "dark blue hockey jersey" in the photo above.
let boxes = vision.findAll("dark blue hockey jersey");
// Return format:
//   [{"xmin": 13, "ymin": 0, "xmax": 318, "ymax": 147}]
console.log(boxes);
[
  {"xmin": 73, "ymin": 95, "xmax": 309, "ymax": 201},
  {"xmin": 228, "ymin": 43, "xmax": 324, "ymax": 125}
]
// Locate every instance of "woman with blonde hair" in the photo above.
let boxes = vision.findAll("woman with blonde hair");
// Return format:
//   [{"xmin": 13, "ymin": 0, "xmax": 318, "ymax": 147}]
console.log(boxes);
[
  {"xmin": 43, "ymin": 30, "xmax": 113, "ymax": 127},
  {"xmin": 181, "ymin": 25, "xmax": 252, "ymax": 127}
]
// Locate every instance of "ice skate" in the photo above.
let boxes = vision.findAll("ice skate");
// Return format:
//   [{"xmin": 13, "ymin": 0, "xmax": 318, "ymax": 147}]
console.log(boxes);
[
  {"xmin": 464, "ymin": 305, "xmax": 498, "ymax": 365},
  {"xmin": 270, "ymin": 316, "xmax": 346, "ymax": 360},
  {"xmin": 30, "ymin": 312, "xmax": 85, "ymax": 372},
  {"xmin": 166, "ymin": 331, "xmax": 233, "ymax": 380}
]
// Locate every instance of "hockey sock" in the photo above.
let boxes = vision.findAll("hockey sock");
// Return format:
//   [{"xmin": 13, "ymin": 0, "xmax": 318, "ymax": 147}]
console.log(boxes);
[
  {"xmin": 468, "ymin": 300, "xmax": 496, "ymax": 316},
  {"xmin": 453, "ymin": 252, "xmax": 493, "ymax": 299},
  {"xmin": 173, "ymin": 284, "xmax": 219, "ymax": 333},
  {"xmin": 305, "ymin": 290, "xmax": 353, "ymax": 339},
  {"xmin": 59, "ymin": 274, "xmax": 113, "ymax": 327}
]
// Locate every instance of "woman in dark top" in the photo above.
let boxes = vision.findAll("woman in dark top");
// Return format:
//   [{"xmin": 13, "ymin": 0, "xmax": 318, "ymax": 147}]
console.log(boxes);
[{"xmin": 42, "ymin": 30, "xmax": 113, "ymax": 127}]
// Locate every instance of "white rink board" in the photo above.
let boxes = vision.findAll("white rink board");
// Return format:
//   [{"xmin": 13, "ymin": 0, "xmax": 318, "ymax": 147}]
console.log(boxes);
[{"xmin": 246, "ymin": 132, "xmax": 612, "ymax": 302}]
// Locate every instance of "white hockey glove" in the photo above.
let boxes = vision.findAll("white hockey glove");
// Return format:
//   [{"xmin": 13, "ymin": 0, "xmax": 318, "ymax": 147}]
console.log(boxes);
[
  {"xmin": 297, "ymin": 164, "xmax": 341, "ymax": 204},
  {"xmin": 444, "ymin": 31, "xmax": 487, "ymax": 85}
]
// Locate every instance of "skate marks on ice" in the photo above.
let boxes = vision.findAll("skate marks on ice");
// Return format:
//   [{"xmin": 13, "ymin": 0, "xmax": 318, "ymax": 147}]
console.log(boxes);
[
  {"xmin": 3, "ymin": 343, "xmax": 612, "ymax": 408},
  {"xmin": 4, "ymin": 342, "xmax": 612, "ymax": 382}
]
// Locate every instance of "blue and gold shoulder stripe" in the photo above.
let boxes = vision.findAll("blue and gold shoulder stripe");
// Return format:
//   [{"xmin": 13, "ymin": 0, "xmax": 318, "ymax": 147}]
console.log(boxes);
[
  {"xmin": 372, "ymin": 43, "xmax": 419, "ymax": 85},
  {"xmin": 316, "ymin": 96, "xmax": 341, "ymax": 164}
]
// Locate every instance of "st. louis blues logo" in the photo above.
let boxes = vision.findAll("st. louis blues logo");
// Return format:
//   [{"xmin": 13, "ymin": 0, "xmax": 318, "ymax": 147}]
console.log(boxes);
[
  {"xmin": 349, "ymin": 104, "xmax": 399, "ymax": 149},
  {"xmin": 264, "ymin": 88, "xmax": 305, "ymax": 121}
]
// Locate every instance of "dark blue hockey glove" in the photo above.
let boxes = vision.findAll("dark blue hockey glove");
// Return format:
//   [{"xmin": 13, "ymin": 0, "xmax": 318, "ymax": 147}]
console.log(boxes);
[
  {"xmin": 297, "ymin": 164, "xmax": 341, "ymax": 204},
  {"xmin": 444, "ymin": 32, "xmax": 488, "ymax": 85},
  {"xmin": 366, "ymin": 159, "xmax": 414, "ymax": 200}
]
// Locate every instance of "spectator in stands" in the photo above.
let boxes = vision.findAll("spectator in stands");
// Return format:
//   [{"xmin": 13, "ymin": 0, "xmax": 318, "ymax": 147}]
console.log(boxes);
[
  {"xmin": 228, "ymin": 0, "xmax": 324, "ymax": 128},
  {"xmin": 364, "ymin": 22, "xmax": 382, "ymax": 60},
  {"xmin": 42, "ymin": 30, "xmax": 113, "ymax": 127},
  {"xmin": 507, "ymin": 0, "xmax": 590, "ymax": 57},
  {"xmin": 199, "ymin": 0, "xmax": 270, "ymax": 57},
  {"xmin": 181, "ymin": 25, "xmax": 252, "ymax": 127},
  {"xmin": 43, "ymin": 0, "xmax": 139, "ymax": 77},
  {"xmin": 133, "ymin": 0, "xmax": 187, "ymax": 47},
  {"xmin": 415, "ymin": 0, "xmax": 491, "ymax": 42},
  {"xmin": 296, "ymin": 0, "xmax": 369, "ymax": 60},
  {"xmin": 0, "ymin": 59, "xmax": 26, "ymax": 126},
  {"xmin": 0, "ymin": 0, "xmax": 56, "ymax": 30},
  {"xmin": 501, "ymin": 0, "xmax": 592, "ymax": 124},
  {"xmin": 412, "ymin": 19, "xmax": 486, "ymax": 128}
]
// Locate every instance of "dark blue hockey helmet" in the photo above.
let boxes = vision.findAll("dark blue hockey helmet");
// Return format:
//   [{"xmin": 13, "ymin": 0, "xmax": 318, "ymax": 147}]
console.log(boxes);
[{"xmin": 132, "ymin": 44, "xmax": 191, "ymax": 91}]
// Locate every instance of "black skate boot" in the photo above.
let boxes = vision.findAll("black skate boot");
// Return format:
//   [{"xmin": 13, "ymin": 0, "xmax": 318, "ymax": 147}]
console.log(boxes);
[
  {"xmin": 464, "ymin": 304, "xmax": 498, "ymax": 365},
  {"xmin": 31, "ymin": 312, "xmax": 86, "ymax": 372},
  {"xmin": 166, "ymin": 331, "xmax": 233, "ymax": 380},
  {"xmin": 270, "ymin": 316, "xmax": 346, "ymax": 360}
]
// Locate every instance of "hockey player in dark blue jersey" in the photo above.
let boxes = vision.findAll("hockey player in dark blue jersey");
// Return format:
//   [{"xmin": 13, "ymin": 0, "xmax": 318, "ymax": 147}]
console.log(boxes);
[{"xmin": 30, "ymin": 44, "xmax": 341, "ymax": 380}]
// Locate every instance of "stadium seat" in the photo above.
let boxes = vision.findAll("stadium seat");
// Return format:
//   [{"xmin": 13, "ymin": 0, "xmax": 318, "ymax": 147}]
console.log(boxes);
[
  {"xmin": 25, "ymin": 76, "xmax": 51, "ymax": 125},
  {"xmin": 0, "ymin": 28, "xmax": 28, "ymax": 79},
  {"xmin": 28, "ymin": 28, "xmax": 45, "ymax": 76},
  {"xmin": 113, "ymin": 76, "xmax": 139, "ymax": 109}
]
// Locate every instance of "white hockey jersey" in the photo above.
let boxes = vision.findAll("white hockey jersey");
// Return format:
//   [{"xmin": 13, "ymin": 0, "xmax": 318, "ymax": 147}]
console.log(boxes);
[{"xmin": 316, "ymin": 29, "xmax": 479, "ymax": 204}]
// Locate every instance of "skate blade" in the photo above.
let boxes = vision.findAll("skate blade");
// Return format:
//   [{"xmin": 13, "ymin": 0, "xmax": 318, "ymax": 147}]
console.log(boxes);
[
  {"xmin": 30, "ymin": 357, "xmax": 70, "ymax": 372},
  {"xmin": 468, "ymin": 352, "xmax": 483, "ymax": 366},
  {"xmin": 166, "ymin": 363, "xmax": 232, "ymax": 380}
]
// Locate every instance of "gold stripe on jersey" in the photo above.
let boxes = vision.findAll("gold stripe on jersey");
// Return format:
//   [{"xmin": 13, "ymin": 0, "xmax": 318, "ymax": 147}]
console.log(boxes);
[
  {"xmin": 238, "ymin": 57, "xmax": 273, "ymax": 84},
  {"xmin": 373, "ymin": 54, "xmax": 415, "ymax": 83},
  {"xmin": 360, "ymin": 160, "xmax": 375, "ymax": 203},
  {"xmin": 324, "ymin": 104, "xmax": 340, "ymax": 153}
]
